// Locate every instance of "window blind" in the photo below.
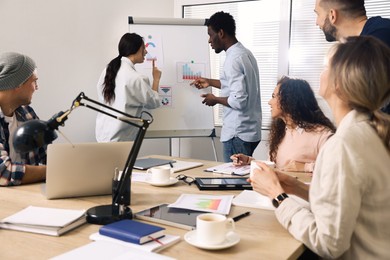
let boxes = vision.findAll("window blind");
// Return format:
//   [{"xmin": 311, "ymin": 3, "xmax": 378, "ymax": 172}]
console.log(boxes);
[
  {"xmin": 289, "ymin": 0, "xmax": 390, "ymax": 119},
  {"xmin": 182, "ymin": 0, "xmax": 390, "ymax": 128}
]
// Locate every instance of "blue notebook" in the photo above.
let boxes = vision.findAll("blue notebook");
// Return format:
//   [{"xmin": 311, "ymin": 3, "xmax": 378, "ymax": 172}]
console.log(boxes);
[{"xmin": 99, "ymin": 219, "xmax": 165, "ymax": 245}]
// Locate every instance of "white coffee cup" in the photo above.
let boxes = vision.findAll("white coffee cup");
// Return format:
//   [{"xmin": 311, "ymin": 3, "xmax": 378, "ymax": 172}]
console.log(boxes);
[
  {"xmin": 196, "ymin": 213, "xmax": 235, "ymax": 245},
  {"xmin": 147, "ymin": 166, "xmax": 172, "ymax": 184},
  {"xmin": 250, "ymin": 160, "xmax": 276, "ymax": 180}
]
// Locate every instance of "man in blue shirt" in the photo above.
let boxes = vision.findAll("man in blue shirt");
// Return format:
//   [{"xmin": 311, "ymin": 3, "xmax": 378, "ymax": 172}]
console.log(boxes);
[
  {"xmin": 191, "ymin": 11, "xmax": 262, "ymax": 162},
  {"xmin": 314, "ymin": 0, "xmax": 390, "ymax": 113}
]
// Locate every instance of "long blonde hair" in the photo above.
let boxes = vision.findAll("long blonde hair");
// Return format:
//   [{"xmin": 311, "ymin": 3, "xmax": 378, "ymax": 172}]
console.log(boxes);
[{"xmin": 329, "ymin": 36, "xmax": 390, "ymax": 150}]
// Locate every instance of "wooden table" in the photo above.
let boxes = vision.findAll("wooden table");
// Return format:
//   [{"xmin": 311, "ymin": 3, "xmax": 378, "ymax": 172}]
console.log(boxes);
[{"xmin": 0, "ymin": 156, "xmax": 311, "ymax": 260}]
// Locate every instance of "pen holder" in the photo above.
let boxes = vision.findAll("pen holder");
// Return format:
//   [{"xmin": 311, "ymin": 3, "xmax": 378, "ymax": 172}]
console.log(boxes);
[{"xmin": 112, "ymin": 176, "xmax": 130, "ymax": 207}]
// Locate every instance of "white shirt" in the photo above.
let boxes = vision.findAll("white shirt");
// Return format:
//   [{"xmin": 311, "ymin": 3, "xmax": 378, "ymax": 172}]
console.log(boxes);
[
  {"xmin": 4, "ymin": 113, "xmax": 22, "ymax": 162},
  {"xmin": 275, "ymin": 110, "xmax": 390, "ymax": 259},
  {"xmin": 96, "ymin": 57, "xmax": 160, "ymax": 142}
]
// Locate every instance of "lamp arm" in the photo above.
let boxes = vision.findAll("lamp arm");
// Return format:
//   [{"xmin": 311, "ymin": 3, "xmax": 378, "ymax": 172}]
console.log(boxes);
[
  {"xmin": 73, "ymin": 92, "xmax": 152, "ymax": 128},
  {"xmin": 69, "ymin": 92, "xmax": 153, "ymax": 211},
  {"xmin": 113, "ymin": 119, "xmax": 149, "ymax": 213},
  {"xmin": 70, "ymin": 92, "xmax": 153, "ymax": 219}
]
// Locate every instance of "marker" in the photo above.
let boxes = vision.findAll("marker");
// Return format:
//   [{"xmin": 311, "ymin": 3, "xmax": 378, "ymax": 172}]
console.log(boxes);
[{"xmin": 232, "ymin": 211, "xmax": 251, "ymax": 222}]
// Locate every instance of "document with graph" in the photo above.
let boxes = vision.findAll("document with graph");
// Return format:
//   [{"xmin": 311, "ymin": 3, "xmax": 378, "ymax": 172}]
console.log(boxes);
[{"xmin": 168, "ymin": 194, "xmax": 234, "ymax": 215}]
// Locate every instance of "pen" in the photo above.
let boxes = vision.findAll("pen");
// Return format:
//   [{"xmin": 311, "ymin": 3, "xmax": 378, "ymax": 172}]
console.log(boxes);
[
  {"xmin": 232, "ymin": 211, "xmax": 251, "ymax": 222},
  {"xmin": 169, "ymin": 162, "xmax": 174, "ymax": 168},
  {"xmin": 113, "ymin": 167, "xmax": 119, "ymax": 181},
  {"xmin": 212, "ymin": 170, "xmax": 233, "ymax": 175}
]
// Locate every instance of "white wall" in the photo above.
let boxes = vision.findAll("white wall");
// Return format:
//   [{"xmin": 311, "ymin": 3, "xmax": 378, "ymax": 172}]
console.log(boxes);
[
  {"xmin": 0, "ymin": 0, "xmax": 269, "ymax": 161},
  {"xmin": 0, "ymin": 0, "xmax": 175, "ymax": 155}
]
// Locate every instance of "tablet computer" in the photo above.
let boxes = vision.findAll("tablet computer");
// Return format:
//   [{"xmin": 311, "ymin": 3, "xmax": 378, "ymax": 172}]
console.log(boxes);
[
  {"xmin": 134, "ymin": 204, "xmax": 205, "ymax": 230},
  {"xmin": 133, "ymin": 158, "xmax": 176, "ymax": 170},
  {"xmin": 194, "ymin": 177, "xmax": 253, "ymax": 190}
]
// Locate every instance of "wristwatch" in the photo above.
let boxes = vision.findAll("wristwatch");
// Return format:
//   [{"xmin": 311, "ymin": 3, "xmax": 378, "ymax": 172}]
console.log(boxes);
[{"xmin": 272, "ymin": 193, "xmax": 289, "ymax": 208}]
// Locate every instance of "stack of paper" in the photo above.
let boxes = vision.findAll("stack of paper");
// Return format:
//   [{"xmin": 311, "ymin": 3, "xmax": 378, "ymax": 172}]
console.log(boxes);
[
  {"xmin": 232, "ymin": 190, "xmax": 310, "ymax": 210},
  {"xmin": 52, "ymin": 240, "xmax": 175, "ymax": 260},
  {"xmin": 232, "ymin": 190, "xmax": 274, "ymax": 210},
  {"xmin": 90, "ymin": 232, "xmax": 180, "ymax": 253},
  {"xmin": 0, "ymin": 206, "xmax": 86, "ymax": 236}
]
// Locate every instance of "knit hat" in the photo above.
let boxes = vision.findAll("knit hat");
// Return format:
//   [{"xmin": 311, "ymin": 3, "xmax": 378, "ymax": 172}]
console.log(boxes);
[{"xmin": 0, "ymin": 52, "xmax": 36, "ymax": 91}]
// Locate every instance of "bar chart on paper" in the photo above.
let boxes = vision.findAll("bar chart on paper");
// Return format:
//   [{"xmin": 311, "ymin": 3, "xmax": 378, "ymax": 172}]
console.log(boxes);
[
  {"xmin": 168, "ymin": 194, "xmax": 234, "ymax": 214},
  {"xmin": 195, "ymin": 199, "xmax": 221, "ymax": 211},
  {"xmin": 177, "ymin": 62, "xmax": 206, "ymax": 82}
]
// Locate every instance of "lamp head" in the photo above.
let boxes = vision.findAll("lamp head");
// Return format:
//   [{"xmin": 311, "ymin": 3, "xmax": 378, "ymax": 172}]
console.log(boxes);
[{"xmin": 13, "ymin": 119, "xmax": 58, "ymax": 154}]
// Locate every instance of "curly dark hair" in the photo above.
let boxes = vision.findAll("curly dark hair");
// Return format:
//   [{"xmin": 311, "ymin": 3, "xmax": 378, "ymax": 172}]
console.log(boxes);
[
  {"xmin": 269, "ymin": 76, "xmax": 336, "ymax": 162},
  {"xmin": 206, "ymin": 11, "xmax": 236, "ymax": 37}
]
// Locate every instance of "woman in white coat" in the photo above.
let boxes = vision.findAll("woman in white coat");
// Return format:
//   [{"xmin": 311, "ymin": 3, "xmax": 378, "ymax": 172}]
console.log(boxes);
[
  {"xmin": 250, "ymin": 36, "xmax": 390, "ymax": 259},
  {"xmin": 96, "ymin": 33, "xmax": 162, "ymax": 142}
]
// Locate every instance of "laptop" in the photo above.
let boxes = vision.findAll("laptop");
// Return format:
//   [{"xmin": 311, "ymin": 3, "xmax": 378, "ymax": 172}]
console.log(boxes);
[{"xmin": 44, "ymin": 142, "xmax": 133, "ymax": 199}]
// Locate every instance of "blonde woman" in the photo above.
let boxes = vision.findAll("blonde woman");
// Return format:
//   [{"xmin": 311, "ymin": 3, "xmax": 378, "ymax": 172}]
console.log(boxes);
[{"xmin": 250, "ymin": 36, "xmax": 390, "ymax": 259}]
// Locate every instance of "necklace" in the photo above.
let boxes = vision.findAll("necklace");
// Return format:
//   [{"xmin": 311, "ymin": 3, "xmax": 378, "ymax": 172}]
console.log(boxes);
[{"xmin": 285, "ymin": 125, "xmax": 304, "ymax": 134}]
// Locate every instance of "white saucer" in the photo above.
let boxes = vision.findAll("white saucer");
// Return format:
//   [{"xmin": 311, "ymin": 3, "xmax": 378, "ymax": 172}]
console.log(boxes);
[
  {"xmin": 148, "ymin": 177, "xmax": 178, "ymax": 187},
  {"xmin": 184, "ymin": 230, "xmax": 240, "ymax": 250}
]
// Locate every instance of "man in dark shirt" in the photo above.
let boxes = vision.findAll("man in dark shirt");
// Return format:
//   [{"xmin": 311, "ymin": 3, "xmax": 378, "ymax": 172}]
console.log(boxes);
[{"xmin": 314, "ymin": 0, "xmax": 390, "ymax": 113}]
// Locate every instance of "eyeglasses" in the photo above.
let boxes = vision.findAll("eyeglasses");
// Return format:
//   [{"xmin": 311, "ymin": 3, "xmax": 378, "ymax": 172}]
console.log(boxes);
[{"xmin": 176, "ymin": 174, "xmax": 195, "ymax": 185}]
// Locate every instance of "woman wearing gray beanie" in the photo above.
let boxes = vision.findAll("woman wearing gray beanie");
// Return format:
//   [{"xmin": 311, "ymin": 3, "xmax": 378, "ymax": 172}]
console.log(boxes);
[{"xmin": 0, "ymin": 52, "xmax": 46, "ymax": 186}]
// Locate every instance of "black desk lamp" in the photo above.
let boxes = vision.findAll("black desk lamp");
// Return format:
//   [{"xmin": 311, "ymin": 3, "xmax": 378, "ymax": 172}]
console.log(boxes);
[{"xmin": 13, "ymin": 92, "xmax": 152, "ymax": 225}]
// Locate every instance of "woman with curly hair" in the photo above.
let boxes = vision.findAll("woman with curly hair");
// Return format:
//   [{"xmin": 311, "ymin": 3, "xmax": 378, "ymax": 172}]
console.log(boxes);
[{"xmin": 232, "ymin": 76, "xmax": 335, "ymax": 173}]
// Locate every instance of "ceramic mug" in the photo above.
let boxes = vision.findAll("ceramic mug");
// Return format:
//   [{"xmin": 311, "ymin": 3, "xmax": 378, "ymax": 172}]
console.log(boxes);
[
  {"xmin": 147, "ymin": 165, "xmax": 172, "ymax": 184},
  {"xmin": 196, "ymin": 213, "xmax": 235, "ymax": 245},
  {"xmin": 250, "ymin": 160, "xmax": 276, "ymax": 180}
]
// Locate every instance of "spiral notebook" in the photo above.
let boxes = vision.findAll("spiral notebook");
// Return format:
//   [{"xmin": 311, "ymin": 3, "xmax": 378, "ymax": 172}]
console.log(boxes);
[{"xmin": 0, "ymin": 206, "xmax": 86, "ymax": 236}]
